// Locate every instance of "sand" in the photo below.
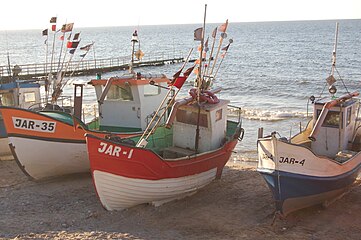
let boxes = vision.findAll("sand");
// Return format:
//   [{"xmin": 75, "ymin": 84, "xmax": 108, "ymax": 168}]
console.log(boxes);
[{"xmin": 1, "ymin": 160, "xmax": 361, "ymax": 240}]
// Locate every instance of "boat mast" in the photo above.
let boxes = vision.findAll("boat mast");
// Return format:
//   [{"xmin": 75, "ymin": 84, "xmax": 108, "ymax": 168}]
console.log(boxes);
[
  {"xmin": 195, "ymin": 4, "xmax": 207, "ymax": 152},
  {"xmin": 129, "ymin": 30, "xmax": 139, "ymax": 74},
  {"xmin": 326, "ymin": 22, "xmax": 339, "ymax": 97}
]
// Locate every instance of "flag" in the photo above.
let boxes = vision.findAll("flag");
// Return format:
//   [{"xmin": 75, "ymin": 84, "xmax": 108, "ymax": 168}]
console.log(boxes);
[
  {"xmin": 59, "ymin": 35, "xmax": 64, "ymax": 41},
  {"xmin": 80, "ymin": 43, "xmax": 93, "ymax": 51},
  {"xmin": 204, "ymin": 37, "xmax": 209, "ymax": 52},
  {"xmin": 73, "ymin": 32, "xmax": 81, "ymax": 40},
  {"xmin": 61, "ymin": 23, "xmax": 74, "ymax": 33},
  {"xmin": 221, "ymin": 43, "xmax": 231, "ymax": 51},
  {"xmin": 134, "ymin": 49, "xmax": 144, "ymax": 60},
  {"xmin": 42, "ymin": 29, "xmax": 48, "ymax": 36},
  {"xmin": 67, "ymin": 41, "xmax": 80, "ymax": 49},
  {"xmin": 69, "ymin": 48, "xmax": 76, "ymax": 54},
  {"xmin": 194, "ymin": 27, "xmax": 203, "ymax": 41},
  {"xmin": 173, "ymin": 76, "xmax": 187, "ymax": 89},
  {"xmin": 80, "ymin": 53, "xmax": 87, "ymax": 58},
  {"xmin": 50, "ymin": 17, "xmax": 57, "ymax": 23},
  {"xmin": 170, "ymin": 64, "xmax": 195, "ymax": 89},
  {"xmin": 51, "ymin": 25, "xmax": 56, "ymax": 31},
  {"xmin": 172, "ymin": 68, "xmax": 182, "ymax": 79},
  {"xmin": 218, "ymin": 20, "xmax": 229, "ymax": 33},
  {"xmin": 212, "ymin": 27, "xmax": 217, "ymax": 38},
  {"xmin": 183, "ymin": 65, "xmax": 195, "ymax": 77}
]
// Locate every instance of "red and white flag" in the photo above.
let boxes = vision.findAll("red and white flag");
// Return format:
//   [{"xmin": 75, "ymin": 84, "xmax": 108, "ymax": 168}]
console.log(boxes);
[{"xmin": 171, "ymin": 64, "xmax": 196, "ymax": 89}]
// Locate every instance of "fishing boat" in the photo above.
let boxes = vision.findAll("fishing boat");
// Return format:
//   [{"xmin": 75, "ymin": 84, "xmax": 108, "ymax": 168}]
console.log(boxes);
[
  {"xmin": 85, "ymin": 8, "xmax": 244, "ymax": 211},
  {"xmin": 0, "ymin": 31, "xmax": 171, "ymax": 180},
  {"xmin": 0, "ymin": 80, "xmax": 41, "ymax": 159},
  {"xmin": 257, "ymin": 23, "xmax": 361, "ymax": 217}
]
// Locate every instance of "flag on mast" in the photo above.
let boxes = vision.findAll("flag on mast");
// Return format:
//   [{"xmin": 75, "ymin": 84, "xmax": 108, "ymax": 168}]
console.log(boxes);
[
  {"xmin": 171, "ymin": 64, "xmax": 196, "ymax": 89},
  {"xmin": 50, "ymin": 17, "xmax": 57, "ymax": 31},
  {"xmin": 69, "ymin": 48, "xmax": 76, "ymax": 54},
  {"xmin": 67, "ymin": 41, "xmax": 80, "ymax": 49},
  {"xmin": 61, "ymin": 23, "xmax": 74, "ymax": 33},
  {"xmin": 73, "ymin": 32, "xmax": 81, "ymax": 40},
  {"xmin": 42, "ymin": 29, "xmax": 48, "ymax": 36},
  {"xmin": 212, "ymin": 27, "xmax": 217, "ymax": 38},
  {"xmin": 79, "ymin": 43, "xmax": 94, "ymax": 57},
  {"xmin": 80, "ymin": 43, "xmax": 93, "ymax": 51},
  {"xmin": 218, "ymin": 20, "xmax": 228, "ymax": 33},
  {"xmin": 221, "ymin": 43, "xmax": 231, "ymax": 51},
  {"xmin": 50, "ymin": 17, "xmax": 57, "ymax": 23},
  {"xmin": 194, "ymin": 27, "xmax": 203, "ymax": 41}
]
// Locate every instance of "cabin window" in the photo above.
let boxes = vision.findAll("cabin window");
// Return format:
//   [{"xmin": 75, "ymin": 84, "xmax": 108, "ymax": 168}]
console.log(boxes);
[
  {"xmin": 106, "ymin": 84, "xmax": 133, "ymax": 101},
  {"xmin": 215, "ymin": 109, "xmax": 222, "ymax": 122},
  {"xmin": 317, "ymin": 109, "xmax": 343, "ymax": 128},
  {"xmin": 144, "ymin": 84, "xmax": 160, "ymax": 96},
  {"xmin": 0, "ymin": 93, "xmax": 15, "ymax": 106},
  {"xmin": 347, "ymin": 107, "xmax": 352, "ymax": 126},
  {"xmin": 176, "ymin": 109, "xmax": 208, "ymax": 128},
  {"xmin": 24, "ymin": 92, "xmax": 36, "ymax": 103}
]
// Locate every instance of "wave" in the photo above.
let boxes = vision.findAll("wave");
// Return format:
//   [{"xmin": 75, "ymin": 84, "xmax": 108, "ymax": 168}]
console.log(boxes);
[{"xmin": 228, "ymin": 107, "xmax": 311, "ymax": 122}]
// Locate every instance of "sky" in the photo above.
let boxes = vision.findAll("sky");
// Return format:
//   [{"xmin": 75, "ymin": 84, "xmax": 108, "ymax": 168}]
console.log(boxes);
[{"xmin": 0, "ymin": 0, "xmax": 360, "ymax": 30}]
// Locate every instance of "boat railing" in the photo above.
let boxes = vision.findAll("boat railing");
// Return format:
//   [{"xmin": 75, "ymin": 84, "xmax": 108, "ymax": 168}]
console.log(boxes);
[
  {"xmin": 227, "ymin": 104, "xmax": 242, "ymax": 123},
  {"xmin": 28, "ymin": 95, "xmax": 73, "ymax": 113}
]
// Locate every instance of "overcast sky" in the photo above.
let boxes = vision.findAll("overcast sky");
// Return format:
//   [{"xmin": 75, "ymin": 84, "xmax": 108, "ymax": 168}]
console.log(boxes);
[{"xmin": 1, "ymin": 0, "xmax": 360, "ymax": 30}]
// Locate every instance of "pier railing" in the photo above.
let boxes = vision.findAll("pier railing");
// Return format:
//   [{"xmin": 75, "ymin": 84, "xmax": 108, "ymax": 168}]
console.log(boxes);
[{"xmin": 0, "ymin": 51, "xmax": 186, "ymax": 80}]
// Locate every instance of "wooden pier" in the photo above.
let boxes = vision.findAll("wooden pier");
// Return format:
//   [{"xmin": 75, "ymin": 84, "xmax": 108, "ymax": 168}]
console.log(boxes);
[{"xmin": 0, "ymin": 52, "xmax": 187, "ymax": 80}]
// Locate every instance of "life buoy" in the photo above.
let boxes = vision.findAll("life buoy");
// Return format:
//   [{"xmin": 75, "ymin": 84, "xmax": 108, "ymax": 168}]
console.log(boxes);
[{"xmin": 188, "ymin": 88, "xmax": 220, "ymax": 104}]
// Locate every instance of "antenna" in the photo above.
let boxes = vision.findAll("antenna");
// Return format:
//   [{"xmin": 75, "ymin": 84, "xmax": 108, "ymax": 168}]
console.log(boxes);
[
  {"xmin": 129, "ymin": 30, "xmax": 139, "ymax": 73},
  {"xmin": 326, "ymin": 22, "xmax": 339, "ymax": 96},
  {"xmin": 331, "ymin": 22, "xmax": 339, "ymax": 77}
]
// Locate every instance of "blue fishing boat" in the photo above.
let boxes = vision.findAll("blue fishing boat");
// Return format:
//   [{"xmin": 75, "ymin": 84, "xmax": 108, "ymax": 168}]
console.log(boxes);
[{"xmin": 257, "ymin": 23, "xmax": 361, "ymax": 217}]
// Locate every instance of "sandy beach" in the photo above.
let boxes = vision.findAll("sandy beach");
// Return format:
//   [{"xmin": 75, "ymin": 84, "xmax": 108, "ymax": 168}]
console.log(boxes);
[{"xmin": 1, "ymin": 159, "xmax": 361, "ymax": 239}]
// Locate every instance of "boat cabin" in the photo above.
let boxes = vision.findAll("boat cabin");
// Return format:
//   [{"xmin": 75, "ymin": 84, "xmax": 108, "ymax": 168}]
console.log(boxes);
[
  {"xmin": 311, "ymin": 96, "xmax": 359, "ymax": 158},
  {"xmin": 0, "ymin": 80, "xmax": 41, "ymax": 109},
  {"xmin": 163, "ymin": 98, "xmax": 229, "ymax": 157},
  {"xmin": 89, "ymin": 73, "xmax": 170, "ymax": 132}
]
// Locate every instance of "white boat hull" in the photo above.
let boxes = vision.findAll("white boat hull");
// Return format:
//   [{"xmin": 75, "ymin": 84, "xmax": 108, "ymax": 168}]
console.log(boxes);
[
  {"xmin": 9, "ymin": 136, "xmax": 89, "ymax": 180},
  {"xmin": 93, "ymin": 168, "xmax": 217, "ymax": 211}
]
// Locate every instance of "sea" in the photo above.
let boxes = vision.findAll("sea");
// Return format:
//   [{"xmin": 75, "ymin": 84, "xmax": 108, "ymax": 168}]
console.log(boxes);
[{"xmin": 1, "ymin": 19, "xmax": 361, "ymax": 162}]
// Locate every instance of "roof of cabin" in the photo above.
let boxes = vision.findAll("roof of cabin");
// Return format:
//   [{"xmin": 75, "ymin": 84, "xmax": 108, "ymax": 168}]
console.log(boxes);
[
  {"xmin": 88, "ymin": 74, "xmax": 169, "ymax": 86},
  {"xmin": 0, "ymin": 80, "xmax": 40, "ymax": 91}
]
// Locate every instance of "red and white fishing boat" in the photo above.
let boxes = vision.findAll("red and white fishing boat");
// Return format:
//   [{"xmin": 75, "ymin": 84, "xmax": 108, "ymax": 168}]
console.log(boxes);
[
  {"xmin": 86, "ymin": 92, "xmax": 243, "ymax": 210},
  {"xmin": 86, "ymin": 10, "xmax": 243, "ymax": 211}
]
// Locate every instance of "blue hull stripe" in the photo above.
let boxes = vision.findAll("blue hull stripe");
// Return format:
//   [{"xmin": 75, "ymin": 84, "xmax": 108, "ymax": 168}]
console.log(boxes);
[{"xmin": 258, "ymin": 164, "xmax": 361, "ymax": 211}]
